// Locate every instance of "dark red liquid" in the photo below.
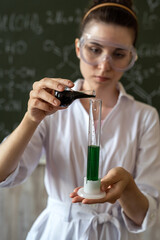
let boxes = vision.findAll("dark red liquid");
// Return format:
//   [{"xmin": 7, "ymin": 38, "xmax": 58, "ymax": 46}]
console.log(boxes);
[{"xmin": 55, "ymin": 90, "xmax": 95, "ymax": 107}]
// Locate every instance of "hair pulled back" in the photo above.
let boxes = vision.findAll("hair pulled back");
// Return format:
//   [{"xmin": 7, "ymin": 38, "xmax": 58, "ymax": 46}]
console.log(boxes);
[
  {"xmin": 93, "ymin": 0, "xmax": 133, "ymax": 9},
  {"xmin": 80, "ymin": 0, "xmax": 138, "ymax": 46}
]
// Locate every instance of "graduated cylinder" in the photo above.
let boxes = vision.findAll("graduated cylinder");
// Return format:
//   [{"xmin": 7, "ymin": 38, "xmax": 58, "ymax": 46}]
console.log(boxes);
[
  {"xmin": 78, "ymin": 98, "xmax": 106, "ymax": 198},
  {"xmin": 87, "ymin": 98, "xmax": 102, "ymax": 181}
]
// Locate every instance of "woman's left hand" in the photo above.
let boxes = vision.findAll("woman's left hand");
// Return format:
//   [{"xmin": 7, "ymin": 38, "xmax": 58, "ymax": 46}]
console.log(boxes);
[{"xmin": 70, "ymin": 167, "xmax": 132, "ymax": 204}]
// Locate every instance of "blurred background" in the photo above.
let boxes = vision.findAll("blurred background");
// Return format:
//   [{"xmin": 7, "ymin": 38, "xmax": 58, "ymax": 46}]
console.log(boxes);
[{"xmin": 0, "ymin": 0, "xmax": 160, "ymax": 239}]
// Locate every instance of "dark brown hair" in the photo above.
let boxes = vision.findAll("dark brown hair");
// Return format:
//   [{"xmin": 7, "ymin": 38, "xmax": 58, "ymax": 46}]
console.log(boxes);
[{"xmin": 80, "ymin": 0, "xmax": 138, "ymax": 46}]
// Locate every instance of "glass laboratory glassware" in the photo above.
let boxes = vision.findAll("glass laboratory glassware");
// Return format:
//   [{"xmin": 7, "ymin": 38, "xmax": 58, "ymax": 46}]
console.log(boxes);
[
  {"xmin": 55, "ymin": 89, "xmax": 96, "ymax": 107},
  {"xmin": 78, "ymin": 98, "xmax": 106, "ymax": 199}
]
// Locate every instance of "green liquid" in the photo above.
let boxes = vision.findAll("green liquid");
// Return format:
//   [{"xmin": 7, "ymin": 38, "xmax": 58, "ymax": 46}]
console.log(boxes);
[{"xmin": 87, "ymin": 145, "xmax": 100, "ymax": 181}]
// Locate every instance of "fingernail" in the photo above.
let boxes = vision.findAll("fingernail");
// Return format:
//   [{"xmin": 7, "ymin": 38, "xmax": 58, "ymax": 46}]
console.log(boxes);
[
  {"xmin": 58, "ymin": 84, "xmax": 63, "ymax": 90},
  {"xmin": 53, "ymin": 100, "xmax": 58, "ymax": 106},
  {"xmin": 68, "ymin": 81, "xmax": 73, "ymax": 86}
]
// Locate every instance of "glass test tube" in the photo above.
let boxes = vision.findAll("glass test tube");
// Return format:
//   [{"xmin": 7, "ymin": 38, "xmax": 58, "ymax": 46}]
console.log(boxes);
[{"xmin": 87, "ymin": 98, "xmax": 102, "ymax": 181}]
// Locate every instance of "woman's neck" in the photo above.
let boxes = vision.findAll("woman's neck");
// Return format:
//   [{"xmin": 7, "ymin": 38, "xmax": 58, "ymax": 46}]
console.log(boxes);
[
  {"xmin": 80, "ymin": 82, "xmax": 119, "ymax": 120},
  {"xmin": 81, "ymin": 81, "xmax": 119, "ymax": 106}
]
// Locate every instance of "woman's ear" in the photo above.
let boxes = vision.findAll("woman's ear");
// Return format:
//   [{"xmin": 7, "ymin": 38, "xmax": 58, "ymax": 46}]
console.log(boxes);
[{"xmin": 75, "ymin": 38, "xmax": 80, "ymax": 59}]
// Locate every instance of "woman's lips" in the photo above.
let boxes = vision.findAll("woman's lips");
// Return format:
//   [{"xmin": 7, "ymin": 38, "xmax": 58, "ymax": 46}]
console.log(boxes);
[{"xmin": 94, "ymin": 75, "xmax": 111, "ymax": 82}]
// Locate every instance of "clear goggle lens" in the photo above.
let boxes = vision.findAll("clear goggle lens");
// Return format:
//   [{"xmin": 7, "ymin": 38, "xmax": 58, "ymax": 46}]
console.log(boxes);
[{"xmin": 79, "ymin": 35, "xmax": 138, "ymax": 72}]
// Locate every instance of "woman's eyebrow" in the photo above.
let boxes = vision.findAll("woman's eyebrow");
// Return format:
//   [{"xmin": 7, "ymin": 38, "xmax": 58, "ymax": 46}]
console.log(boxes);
[
  {"xmin": 89, "ymin": 41, "xmax": 104, "ymax": 47},
  {"xmin": 89, "ymin": 41, "xmax": 129, "ymax": 50},
  {"xmin": 115, "ymin": 47, "xmax": 128, "ymax": 51}
]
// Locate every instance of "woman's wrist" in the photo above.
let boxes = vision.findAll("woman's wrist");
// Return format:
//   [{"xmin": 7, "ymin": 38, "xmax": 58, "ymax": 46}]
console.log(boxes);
[
  {"xmin": 119, "ymin": 174, "xmax": 149, "ymax": 225},
  {"xmin": 23, "ymin": 111, "xmax": 41, "ymax": 126}
]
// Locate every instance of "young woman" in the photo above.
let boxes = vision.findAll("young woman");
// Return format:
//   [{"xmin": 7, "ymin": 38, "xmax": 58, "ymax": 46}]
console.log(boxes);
[{"xmin": 0, "ymin": 0, "xmax": 160, "ymax": 239}]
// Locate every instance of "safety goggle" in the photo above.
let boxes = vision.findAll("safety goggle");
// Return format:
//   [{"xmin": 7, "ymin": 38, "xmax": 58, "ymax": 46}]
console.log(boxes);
[{"xmin": 79, "ymin": 34, "xmax": 138, "ymax": 72}]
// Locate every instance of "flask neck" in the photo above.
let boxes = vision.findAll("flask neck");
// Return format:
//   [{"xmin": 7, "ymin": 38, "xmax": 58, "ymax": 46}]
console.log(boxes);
[{"xmin": 73, "ymin": 90, "xmax": 96, "ymax": 100}]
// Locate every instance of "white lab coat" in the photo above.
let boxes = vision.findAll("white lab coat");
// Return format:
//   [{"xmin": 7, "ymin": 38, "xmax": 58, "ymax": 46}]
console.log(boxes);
[{"xmin": 1, "ymin": 79, "xmax": 160, "ymax": 240}]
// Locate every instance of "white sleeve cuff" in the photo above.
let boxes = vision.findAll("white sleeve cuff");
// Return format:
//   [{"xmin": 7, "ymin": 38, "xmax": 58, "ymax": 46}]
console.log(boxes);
[
  {"xmin": 121, "ymin": 194, "xmax": 158, "ymax": 233},
  {"xmin": 0, "ymin": 163, "xmax": 20, "ymax": 187}
]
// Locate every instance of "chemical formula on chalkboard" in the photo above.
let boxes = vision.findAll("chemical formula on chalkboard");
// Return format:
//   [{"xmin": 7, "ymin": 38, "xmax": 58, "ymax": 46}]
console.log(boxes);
[{"xmin": 0, "ymin": 0, "xmax": 160, "ymax": 142}]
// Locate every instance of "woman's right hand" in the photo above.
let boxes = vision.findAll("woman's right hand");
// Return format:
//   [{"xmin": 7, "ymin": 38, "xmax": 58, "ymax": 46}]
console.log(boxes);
[{"xmin": 27, "ymin": 77, "xmax": 74, "ymax": 123}]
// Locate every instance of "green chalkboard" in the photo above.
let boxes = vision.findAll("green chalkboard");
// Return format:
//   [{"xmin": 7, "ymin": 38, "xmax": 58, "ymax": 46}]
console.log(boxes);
[
  {"xmin": 123, "ymin": 0, "xmax": 160, "ymax": 114},
  {"xmin": 0, "ymin": 0, "xmax": 160, "ymax": 142}
]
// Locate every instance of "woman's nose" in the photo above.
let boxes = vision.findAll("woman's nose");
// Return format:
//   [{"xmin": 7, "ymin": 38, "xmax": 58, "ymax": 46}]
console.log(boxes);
[{"xmin": 97, "ymin": 56, "xmax": 112, "ymax": 71}]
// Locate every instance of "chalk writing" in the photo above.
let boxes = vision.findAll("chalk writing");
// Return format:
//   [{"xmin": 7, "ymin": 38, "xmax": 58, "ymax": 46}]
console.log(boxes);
[
  {"xmin": 125, "ymin": 63, "xmax": 160, "ymax": 84},
  {"xmin": 0, "ymin": 0, "xmax": 159, "ymax": 142},
  {"xmin": 43, "ymin": 39, "xmax": 62, "ymax": 57},
  {"xmin": 0, "ymin": 67, "xmax": 36, "ymax": 79},
  {"xmin": 0, "ymin": 98, "xmax": 21, "ymax": 112},
  {"xmin": 138, "ymin": 43, "xmax": 160, "ymax": 57},
  {"xmin": 46, "ymin": 9, "xmax": 82, "ymax": 25},
  {"xmin": 142, "ymin": 12, "xmax": 159, "ymax": 29},
  {"xmin": 0, "ymin": 13, "xmax": 43, "ymax": 34},
  {"xmin": 147, "ymin": 0, "xmax": 160, "ymax": 12},
  {"xmin": 0, "ymin": 39, "xmax": 27, "ymax": 55}
]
